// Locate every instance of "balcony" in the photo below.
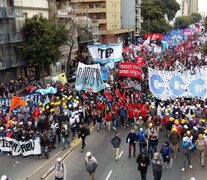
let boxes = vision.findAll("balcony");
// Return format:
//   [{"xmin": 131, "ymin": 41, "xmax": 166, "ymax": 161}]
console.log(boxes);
[
  {"xmin": 0, "ymin": 32, "xmax": 24, "ymax": 44},
  {"xmin": 71, "ymin": 0, "xmax": 105, "ymax": 2},
  {"xmin": 75, "ymin": 7, "xmax": 106, "ymax": 14},
  {"xmin": 10, "ymin": 55, "xmax": 25, "ymax": 67},
  {"xmin": 100, "ymin": 27, "xmax": 135, "ymax": 35},
  {"xmin": 56, "ymin": 9, "xmax": 76, "ymax": 18},
  {"xmin": 77, "ymin": 34, "xmax": 94, "ymax": 43},
  {"xmin": 9, "ymin": 32, "xmax": 24, "ymax": 43},
  {"xmin": 0, "ymin": 6, "xmax": 23, "ymax": 18},
  {"xmin": 0, "ymin": 55, "xmax": 25, "ymax": 70},
  {"xmin": 0, "ymin": 33, "xmax": 9, "ymax": 44},
  {"xmin": 96, "ymin": 19, "xmax": 106, "ymax": 24}
]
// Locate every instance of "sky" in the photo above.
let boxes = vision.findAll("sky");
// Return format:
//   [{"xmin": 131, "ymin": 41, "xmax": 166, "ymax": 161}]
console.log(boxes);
[{"xmin": 198, "ymin": 0, "xmax": 207, "ymax": 14}]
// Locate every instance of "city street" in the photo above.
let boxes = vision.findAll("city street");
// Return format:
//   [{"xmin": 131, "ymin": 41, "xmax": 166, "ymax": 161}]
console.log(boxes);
[
  {"xmin": 1, "ymin": 125, "xmax": 207, "ymax": 180},
  {"xmin": 46, "ymin": 127, "xmax": 184, "ymax": 180}
]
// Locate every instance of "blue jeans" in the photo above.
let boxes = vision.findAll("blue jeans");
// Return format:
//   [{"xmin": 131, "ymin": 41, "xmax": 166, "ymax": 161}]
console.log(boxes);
[
  {"xmin": 62, "ymin": 136, "xmax": 69, "ymax": 149},
  {"xmin": 96, "ymin": 122, "xmax": 102, "ymax": 131},
  {"xmin": 148, "ymin": 144, "xmax": 157, "ymax": 159}
]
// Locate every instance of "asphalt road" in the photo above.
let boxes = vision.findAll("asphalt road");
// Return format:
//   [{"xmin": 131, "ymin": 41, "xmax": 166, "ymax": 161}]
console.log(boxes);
[
  {"xmin": 1, "ymin": 125, "xmax": 206, "ymax": 180},
  {"xmin": 46, "ymin": 127, "xmax": 184, "ymax": 180}
]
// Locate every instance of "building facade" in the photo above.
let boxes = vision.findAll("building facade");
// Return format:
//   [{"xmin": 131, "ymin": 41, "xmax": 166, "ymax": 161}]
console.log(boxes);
[
  {"xmin": 0, "ymin": 0, "xmax": 49, "ymax": 82},
  {"xmin": 0, "ymin": 0, "xmax": 25, "ymax": 82},
  {"xmin": 71, "ymin": 0, "xmax": 134, "ymax": 44},
  {"xmin": 189, "ymin": 0, "xmax": 198, "ymax": 14},
  {"xmin": 181, "ymin": 0, "xmax": 198, "ymax": 16}
]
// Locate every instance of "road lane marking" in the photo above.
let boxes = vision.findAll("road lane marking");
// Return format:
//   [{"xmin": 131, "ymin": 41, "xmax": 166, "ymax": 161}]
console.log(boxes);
[
  {"xmin": 27, "ymin": 124, "xmax": 94, "ymax": 179},
  {"xmin": 105, "ymin": 170, "xmax": 112, "ymax": 180},
  {"xmin": 26, "ymin": 150, "xmax": 63, "ymax": 179},
  {"xmin": 118, "ymin": 151, "xmax": 124, "ymax": 158}
]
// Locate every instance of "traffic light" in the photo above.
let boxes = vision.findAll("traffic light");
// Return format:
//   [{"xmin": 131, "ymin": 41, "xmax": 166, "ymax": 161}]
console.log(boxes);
[{"xmin": 127, "ymin": 36, "xmax": 131, "ymax": 45}]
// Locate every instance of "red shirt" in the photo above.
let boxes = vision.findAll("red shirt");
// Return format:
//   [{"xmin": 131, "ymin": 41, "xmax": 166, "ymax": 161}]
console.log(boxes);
[
  {"xmin": 127, "ymin": 108, "xmax": 134, "ymax": 119},
  {"xmin": 133, "ymin": 109, "xmax": 139, "ymax": 118},
  {"xmin": 105, "ymin": 113, "xmax": 112, "ymax": 122}
]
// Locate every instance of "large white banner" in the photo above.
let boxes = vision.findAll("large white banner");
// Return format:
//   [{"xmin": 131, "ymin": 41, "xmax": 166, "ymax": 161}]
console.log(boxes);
[
  {"xmin": 88, "ymin": 43, "xmax": 122, "ymax": 64},
  {"xmin": 75, "ymin": 62, "xmax": 105, "ymax": 92},
  {"xmin": 0, "ymin": 137, "xmax": 41, "ymax": 156},
  {"xmin": 148, "ymin": 68, "xmax": 207, "ymax": 100}
]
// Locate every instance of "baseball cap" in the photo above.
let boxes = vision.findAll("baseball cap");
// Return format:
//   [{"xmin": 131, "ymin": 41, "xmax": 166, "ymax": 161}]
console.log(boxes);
[
  {"xmin": 1, "ymin": 175, "xmax": 8, "ymax": 180},
  {"xmin": 57, "ymin": 157, "xmax": 62, "ymax": 162},
  {"xmin": 86, "ymin": 152, "xmax": 92, "ymax": 157}
]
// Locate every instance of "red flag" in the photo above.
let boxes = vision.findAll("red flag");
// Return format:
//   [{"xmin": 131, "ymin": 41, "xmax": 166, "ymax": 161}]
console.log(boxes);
[{"xmin": 10, "ymin": 96, "xmax": 27, "ymax": 111}]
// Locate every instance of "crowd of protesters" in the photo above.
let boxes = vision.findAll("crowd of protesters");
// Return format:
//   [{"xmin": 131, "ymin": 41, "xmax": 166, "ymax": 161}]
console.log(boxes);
[{"xmin": 0, "ymin": 25, "xmax": 207, "ymax": 180}]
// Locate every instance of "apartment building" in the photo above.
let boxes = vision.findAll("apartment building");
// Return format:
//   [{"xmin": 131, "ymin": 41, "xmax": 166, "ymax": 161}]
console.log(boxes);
[
  {"xmin": 71, "ymin": 0, "xmax": 134, "ymax": 43},
  {"xmin": 0, "ymin": 0, "xmax": 49, "ymax": 82},
  {"xmin": 189, "ymin": 0, "xmax": 198, "ymax": 14},
  {"xmin": 0, "ymin": 0, "xmax": 25, "ymax": 82},
  {"xmin": 182, "ymin": 0, "xmax": 198, "ymax": 16}
]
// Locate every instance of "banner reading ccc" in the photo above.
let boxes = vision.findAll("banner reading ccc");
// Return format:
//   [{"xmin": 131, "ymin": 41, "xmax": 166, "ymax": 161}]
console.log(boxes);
[{"xmin": 75, "ymin": 62, "xmax": 105, "ymax": 92}]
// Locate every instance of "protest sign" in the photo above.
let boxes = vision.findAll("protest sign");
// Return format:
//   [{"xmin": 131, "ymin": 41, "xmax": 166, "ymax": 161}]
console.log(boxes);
[
  {"xmin": 101, "ymin": 66, "xmax": 109, "ymax": 81},
  {"xmin": 136, "ymin": 56, "xmax": 145, "ymax": 66},
  {"xmin": 0, "ymin": 92, "xmax": 42, "ymax": 107},
  {"xmin": 88, "ymin": 43, "xmax": 122, "ymax": 64},
  {"xmin": 118, "ymin": 62, "xmax": 142, "ymax": 78},
  {"xmin": 0, "ymin": 137, "xmax": 41, "ymax": 156},
  {"xmin": 148, "ymin": 67, "xmax": 207, "ymax": 100},
  {"xmin": 75, "ymin": 62, "xmax": 105, "ymax": 92}
]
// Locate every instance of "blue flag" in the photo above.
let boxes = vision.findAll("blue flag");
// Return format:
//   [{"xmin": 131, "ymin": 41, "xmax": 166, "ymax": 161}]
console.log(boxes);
[{"xmin": 43, "ymin": 95, "xmax": 50, "ymax": 108}]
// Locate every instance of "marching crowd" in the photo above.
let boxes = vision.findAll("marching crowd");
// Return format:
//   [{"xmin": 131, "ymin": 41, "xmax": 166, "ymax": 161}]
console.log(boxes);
[{"xmin": 0, "ymin": 30, "xmax": 207, "ymax": 180}]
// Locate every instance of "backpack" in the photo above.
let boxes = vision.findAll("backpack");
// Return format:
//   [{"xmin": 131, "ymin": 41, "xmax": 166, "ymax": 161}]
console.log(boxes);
[
  {"xmin": 85, "ymin": 127, "xmax": 90, "ymax": 136},
  {"xmin": 55, "ymin": 162, "xmax": 64, "ymax": 170}
]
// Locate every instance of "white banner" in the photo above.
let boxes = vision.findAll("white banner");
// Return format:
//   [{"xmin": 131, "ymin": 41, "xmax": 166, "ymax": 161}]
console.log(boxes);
[
  {"xmin": 148, "ymin": 68, "xmax": 207, "ymax": 100},
  {"xmin": 0, "ymin": 137, "xmax": 41, "ymax": 156},
  {"xmin": 75, "ymin": 62, "xmax": 105, "ymax": 92},
  {"xmin": 88, "ymin": 43, "xmax": 122, "ymax": 64}
]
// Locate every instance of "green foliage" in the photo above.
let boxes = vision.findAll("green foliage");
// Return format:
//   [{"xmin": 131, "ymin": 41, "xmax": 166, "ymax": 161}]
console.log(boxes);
[
  {"xmin": 203, "ymin": 42, "xmax": 207, "ymax": 55},
  {"xmin": 153, "ymin": 0, "xmax": 180, "ymax": 21},
  {"xmin": 141, "ymin": 0, "xmax": 174, "ymax": 34},
  {"xmin": 205, "ymin": 16, "xmax": 207, "ymax": 30},
  {"xmin": 174, "ymin": 13, "xmax": 202, "ymax": 29},
  {"xmin": 174, "ymin": 16, "xmax": 192, "ymax": 29},
  {"xmin": 191, "ymin": 13, "xmax": 202, "ymax": 24},
  {"xmin": 19, "ymin": 15, "xmax": 68, "ymax": 69}
]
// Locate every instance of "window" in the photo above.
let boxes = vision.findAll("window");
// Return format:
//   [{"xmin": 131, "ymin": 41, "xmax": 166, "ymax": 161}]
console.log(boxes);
[{"xmin": 23, "ymin": 13, "xmax": 28, "ymax": 19}]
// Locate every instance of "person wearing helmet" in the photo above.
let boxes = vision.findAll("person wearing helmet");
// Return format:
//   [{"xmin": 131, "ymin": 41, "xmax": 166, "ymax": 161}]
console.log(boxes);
[
  {"xmin": 165, "ymin": 117, "xmax": 174, "ymax": 137},
  {"xmin": 50, "ymin": 157, "xmax": 67, "ymax": 180},
  {"xmin": 185, "ymin": 130, "xmax": 193, "ymax": 144},
  {"xmin": 0, "ymin": 175, "xmax": 10, "ymax": 180},
  {"xmin": 137, "ymin": 128, "xmax": 148, "ymax": 154},
  {"xmin": 169, "ymin": 128, "xmax": 180, "ymax": 159},
  {"xmin": 172, "ymin": 120, "xmax": 182, "ymax": 136},
  {"xmin": 85, "ymin": 152, "xmax": 98, "ymax": 180},
  {"xmin": 195, "ymin": 134, "xmax": 206, "ymax": 167},
  {"xmin": 181, "ymin": 137, "xmax": 193, "ymax": 172},
  {"xmin": 197, "ymin": 119, "xmax": 206, "ymax": 134}
]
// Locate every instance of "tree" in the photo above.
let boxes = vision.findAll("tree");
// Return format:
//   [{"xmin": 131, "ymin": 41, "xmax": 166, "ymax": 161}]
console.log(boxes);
[
  {"xmin": 205, "ymin": 16, "xmax": 207, "ymax": 31},
  {"xmin": 19, "ymin": 15, "xmax": 68, "ymax": 80},
  {"xmin": 153, "ymin": 0, "xmax": 180, "ymax": 21},
  {"xmin": 174, "ymin": 16, "xmax": 192, "ymax": 29},
  {"xmin": 191, "ymin": 13, "xmax": 202, "ymax": 24},
  {"xmin": 141, "ymin": 0, "xmax": 172, "ymax": 34},
  {"xmin": 174, "ymin": 13, "xmax": 202, "ymax": 29}
]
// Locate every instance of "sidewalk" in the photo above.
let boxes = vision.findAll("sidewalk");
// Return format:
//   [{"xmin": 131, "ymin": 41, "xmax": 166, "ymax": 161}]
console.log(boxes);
[{"xmin": 183, "ymin": 152, "xmax": 207, "ymax": 180}]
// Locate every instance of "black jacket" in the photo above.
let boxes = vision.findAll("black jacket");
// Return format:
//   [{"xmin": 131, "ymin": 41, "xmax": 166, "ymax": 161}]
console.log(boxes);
[
  {"xmin": 111, "ymin": 136, "xmax": 121, "ymax": 148},
  {"xmin": 78, "ymin": 127, "xmax": 87, "ymax": 139},
  {"xmin": 126, "ymin": 132, "xmax": 137, "ymax": 144},
  {"xmin": 136, "ymin": 153, "xmax": 150, "ymax": 173}
]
